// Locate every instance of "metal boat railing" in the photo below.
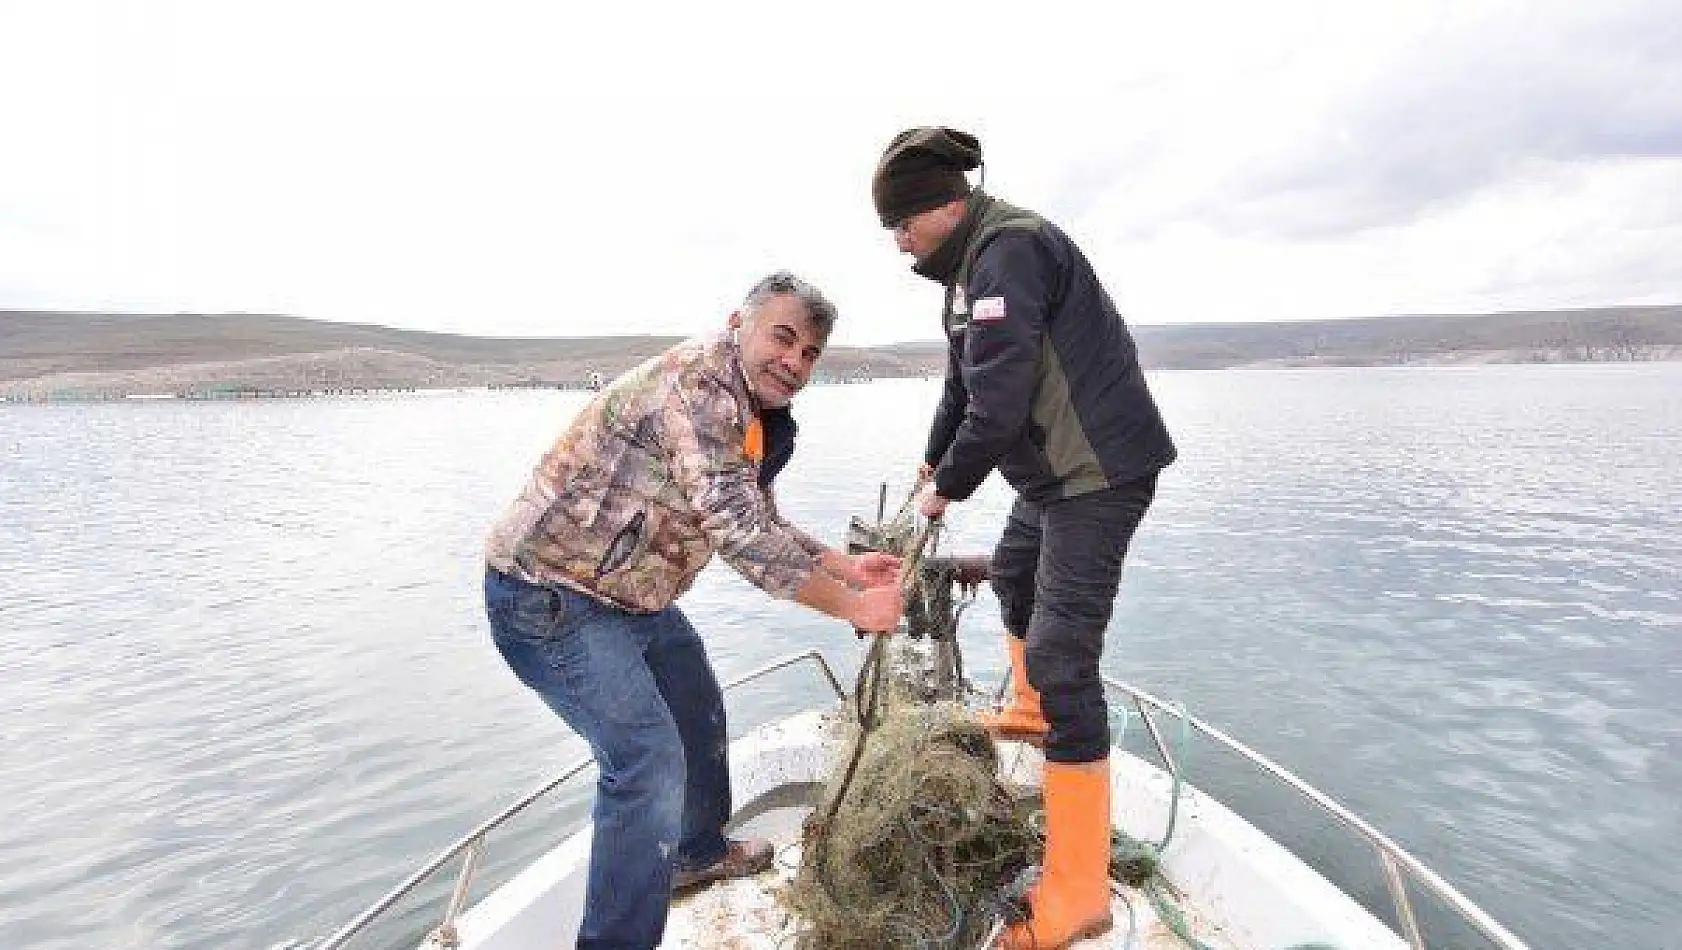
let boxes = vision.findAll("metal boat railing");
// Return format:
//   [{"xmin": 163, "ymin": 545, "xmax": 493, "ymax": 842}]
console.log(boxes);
[
  {"xmin": 313, "ymin": 649, "xmax": 846, "ymax": 950},
  {"xmin": 316, "ymin": 648, "xmax": 1529, "ymax": 950},
  {"xmin": 1101, "ymin": 675, "xmax": 1532, "ymax": 950}
]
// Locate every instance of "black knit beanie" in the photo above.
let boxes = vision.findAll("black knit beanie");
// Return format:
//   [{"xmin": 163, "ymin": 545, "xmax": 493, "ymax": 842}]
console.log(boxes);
[{"xmin": 872, "ymin": 127, "xmax": 984, "ymax": 227}]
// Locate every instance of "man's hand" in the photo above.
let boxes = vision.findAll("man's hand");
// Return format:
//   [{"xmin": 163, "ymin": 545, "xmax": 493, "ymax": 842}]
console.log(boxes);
[
  {"xmin": 848, "ymin": 552, "xmax": 902, "ymax": 588},
  {"xmin": 851, "ymin": 585, "xmax": 902, "ymax": 635},
  {"xmin": 916, "ymin": 482, "xmax": 950, "ymax": 520},
  {"xmin": 950, "ymin": 556, "xmax": 990, "ymax": 596}
]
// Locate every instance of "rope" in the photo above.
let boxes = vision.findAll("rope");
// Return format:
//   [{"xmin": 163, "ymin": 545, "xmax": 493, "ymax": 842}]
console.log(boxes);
[
  {"xmin": 1067, "ymin": 705, "xmax": 1337, "ymax": 950},
  {"xmin": 806, "ymin": 498, "xmax": 942, "ymax": 911},
  {"xmin": 892, "ymin": 470, "xmax": 931, "ymax": 524},
  {"xmin": 1102, "ymin": 706, "xmax": 1218, "ymax": 949}
]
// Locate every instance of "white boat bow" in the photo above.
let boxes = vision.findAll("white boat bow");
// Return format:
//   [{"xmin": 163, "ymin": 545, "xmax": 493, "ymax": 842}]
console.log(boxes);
[{"xmin": 314, "ymin": 649, "xmax": 1532, "ymax": 950}]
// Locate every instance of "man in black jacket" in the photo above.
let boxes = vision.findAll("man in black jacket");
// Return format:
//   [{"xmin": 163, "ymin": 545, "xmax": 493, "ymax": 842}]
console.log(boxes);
[{"xmin": 872, "ymin": 126, "xmax": 1177, "ymax": 950}]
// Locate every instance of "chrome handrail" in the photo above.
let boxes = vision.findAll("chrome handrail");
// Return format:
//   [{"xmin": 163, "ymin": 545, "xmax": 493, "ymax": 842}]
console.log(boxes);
[
  {"xmin": 1102, "ymin": 675, "xmax": 1532, "ymax": 950},
  {"xmin": 314, "ymin": 648, "xmax": 846, "ymax": 950}
]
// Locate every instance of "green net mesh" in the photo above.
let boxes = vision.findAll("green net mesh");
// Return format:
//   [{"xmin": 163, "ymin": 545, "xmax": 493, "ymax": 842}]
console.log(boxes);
[{"xmin": 783, "ymin": 698, "xmax": 1039, "ymax": 949}]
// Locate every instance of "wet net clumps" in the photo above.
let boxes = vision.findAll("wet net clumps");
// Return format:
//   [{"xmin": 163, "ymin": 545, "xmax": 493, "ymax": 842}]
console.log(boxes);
[{"xmin": 782, "ymin": 697, "xmax": 1040, "ymax": 949}]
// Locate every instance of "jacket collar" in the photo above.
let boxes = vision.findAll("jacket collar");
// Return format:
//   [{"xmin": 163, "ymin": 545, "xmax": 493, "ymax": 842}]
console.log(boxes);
[
  {"xmin": 912, "ymin": 193, "xmax": 989, "ymax": 286},
  {"xmin": 716, "ymin": 331, "xmax": 798, "ymax": 488}
]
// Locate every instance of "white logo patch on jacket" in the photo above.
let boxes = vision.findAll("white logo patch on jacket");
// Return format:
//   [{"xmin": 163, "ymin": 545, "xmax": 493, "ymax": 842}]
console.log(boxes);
[{"xmin": 973, "ymin": 296, "xmax": 1007, "ymax": 323}]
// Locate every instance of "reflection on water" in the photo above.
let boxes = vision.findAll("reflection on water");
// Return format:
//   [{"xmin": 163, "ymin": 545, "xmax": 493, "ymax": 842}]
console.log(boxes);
[{"xmin": 1, "ymin": 364, "xmax": 1678, "ymax": 950}]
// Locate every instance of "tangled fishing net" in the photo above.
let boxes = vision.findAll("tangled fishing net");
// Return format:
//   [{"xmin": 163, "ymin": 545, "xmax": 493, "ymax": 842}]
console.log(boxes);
[
  {"xmin": 783, "ymin": 693, "xmax": 1040, "ymax": 949},
  {"xmin": 776, "ymin": 679, "xmax": 1253, "ymax": 950}
]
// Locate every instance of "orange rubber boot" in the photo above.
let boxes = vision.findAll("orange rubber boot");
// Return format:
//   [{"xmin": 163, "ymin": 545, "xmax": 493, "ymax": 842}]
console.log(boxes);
[
  {"xmin": 979, "ymin": 634, "xmax": 1049, "ymax": 744},
  {"xmin": 997, "ymin": 760, "xmax": 1114, "ymax": 950}
]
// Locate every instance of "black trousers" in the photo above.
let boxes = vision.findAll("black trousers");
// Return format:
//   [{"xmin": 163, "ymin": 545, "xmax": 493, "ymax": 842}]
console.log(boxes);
[{"xmin": 990, "ymin": 476, "xmax": 1157, "ymax": 763}]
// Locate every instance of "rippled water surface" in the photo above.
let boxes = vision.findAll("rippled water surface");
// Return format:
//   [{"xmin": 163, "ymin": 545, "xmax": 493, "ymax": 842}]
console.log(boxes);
[{"xmin": 2, "ymin": 364, "xmax": 1678, "ymax": 949}]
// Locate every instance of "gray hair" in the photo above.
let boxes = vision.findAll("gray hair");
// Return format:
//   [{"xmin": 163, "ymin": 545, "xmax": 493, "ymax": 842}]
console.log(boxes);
[{"xmin": 741, "ymin": 270, "xmax": 838, "ymax": 337}]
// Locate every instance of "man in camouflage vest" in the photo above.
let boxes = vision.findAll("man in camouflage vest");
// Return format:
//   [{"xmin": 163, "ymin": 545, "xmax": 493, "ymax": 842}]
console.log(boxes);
[
  {"xmin": 484, "ymin": 271, "xmax": 902, "ymax": 950},
  {"xmin": 872, "ymin": 128, "xmax": 1178, "ymax": 950}
]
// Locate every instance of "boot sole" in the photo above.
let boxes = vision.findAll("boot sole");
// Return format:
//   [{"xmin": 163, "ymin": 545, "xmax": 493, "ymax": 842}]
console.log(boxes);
[
  {"xmin": 985, "ymin": 724, "xmax": 1048, "ymax": 746},
  {"xmin": 1074, "ymin": 914, "xmax": 1113, "ymax": 944},
  {"xmin": 998, "ymin": 913, "xmax": 1113, "ymax": 949}
]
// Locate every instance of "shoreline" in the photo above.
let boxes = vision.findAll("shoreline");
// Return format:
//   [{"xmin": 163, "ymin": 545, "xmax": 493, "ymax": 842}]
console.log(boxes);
[
  {"xmin": 4, "ymin": 349, "xmax": 1676, "ymax": 404},
  {"xmin": 6, "ymin": 305, "xmax": 1679, "ymax": 401}
]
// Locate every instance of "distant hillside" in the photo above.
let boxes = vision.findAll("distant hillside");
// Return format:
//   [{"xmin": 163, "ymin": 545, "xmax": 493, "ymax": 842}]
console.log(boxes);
[
  {"xmin": 2, "ymin": 304, "xmax": 1679, "ymax": 400},
  {"xmin": 0, "ymin": 312, "xmax": 684, "ymax": 390},
  {"xmin": 1130, "ymin": 305, "xmax": 1682, "ymax": 370}
]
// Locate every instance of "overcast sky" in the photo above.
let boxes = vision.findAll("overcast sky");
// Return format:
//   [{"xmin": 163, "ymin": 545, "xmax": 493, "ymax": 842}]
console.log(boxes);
[{"xmin": 2, "ymin": 0, "xmax": 1679, "ymax": 345}]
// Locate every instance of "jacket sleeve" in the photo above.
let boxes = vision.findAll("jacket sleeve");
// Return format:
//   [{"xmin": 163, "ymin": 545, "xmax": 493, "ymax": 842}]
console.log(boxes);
[
  {"xmin": 924, "ymin": 340, "xmax": 967, "ymax": 468},
  {"xmin": 933, "ymin": 229, "xmax": 1053, "ymax": 501},
  {"xmin": 664, "ymin": 375, "xmax": 819, "ymax": 599}
]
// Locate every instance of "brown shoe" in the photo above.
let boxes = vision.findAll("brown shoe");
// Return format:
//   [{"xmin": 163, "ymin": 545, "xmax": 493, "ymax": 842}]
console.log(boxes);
[{"xmin": 671, "ymin": 838, "xmax": 774, "ymax": 891}]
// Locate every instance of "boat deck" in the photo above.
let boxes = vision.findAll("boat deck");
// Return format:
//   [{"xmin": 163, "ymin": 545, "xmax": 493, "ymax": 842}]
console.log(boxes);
[
  {"xmin": 425, "ymin": 711, "xmax": 1407, "ymax": 949},
  {"xmin": 663, "ymin": 731, "xmax": 1324, "ymax": 950},
  {"xmin": 667, "ymin": 839, "xmax": 1245, "ymax": 949}
]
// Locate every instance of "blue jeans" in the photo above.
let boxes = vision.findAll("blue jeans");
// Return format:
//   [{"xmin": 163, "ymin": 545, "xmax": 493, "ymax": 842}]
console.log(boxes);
[{"xmin": 484, "ymin": 568, "xmax": 732, "ymax": 950}]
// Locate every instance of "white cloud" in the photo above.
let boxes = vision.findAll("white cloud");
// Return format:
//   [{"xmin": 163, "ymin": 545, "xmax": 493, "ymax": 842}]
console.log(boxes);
[{"xmin": 2, "ymin": 0, "xmax": 1679, "ymax": 344}]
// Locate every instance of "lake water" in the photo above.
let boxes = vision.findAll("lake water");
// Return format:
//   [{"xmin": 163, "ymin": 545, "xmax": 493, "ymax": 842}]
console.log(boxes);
[{"xmin": 2, "ymin": 364, "xmax": 1678, "ymax": 950}]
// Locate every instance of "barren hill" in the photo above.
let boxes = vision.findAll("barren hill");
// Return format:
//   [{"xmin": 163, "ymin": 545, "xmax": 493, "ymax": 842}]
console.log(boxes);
[
  {"xmin": 1130, "ymin": 305, "xmax": 1682, "ymax": 370},
  {"xmin": 3, "ymin": 304, "xmax": 1679, "ymax": 400}
]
